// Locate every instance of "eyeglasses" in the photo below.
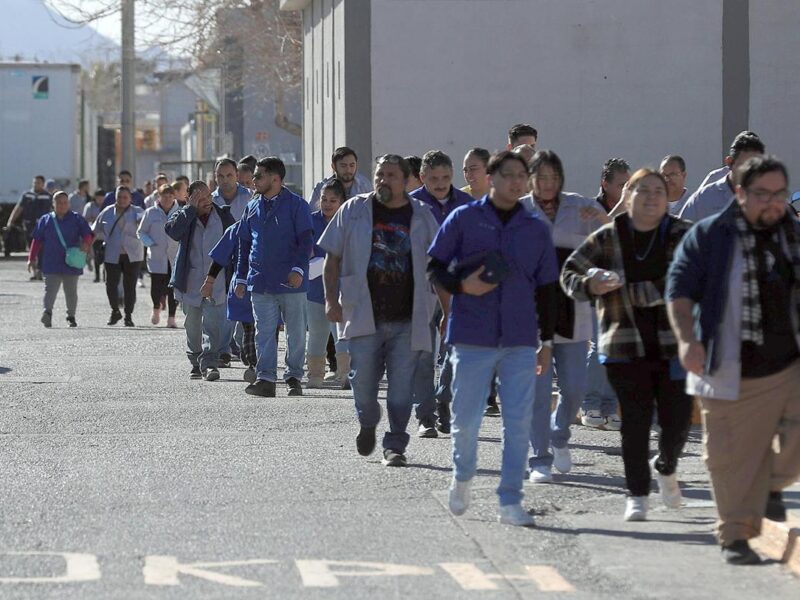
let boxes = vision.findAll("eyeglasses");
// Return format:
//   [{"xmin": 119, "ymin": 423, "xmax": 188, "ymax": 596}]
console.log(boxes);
[
  {"xmin": 746, "ymin": 188, "xmax": 789, "ymax": 204},
  {"xmin": 496, "ymin": 171, "xmax": 529, "ymax": 182}
]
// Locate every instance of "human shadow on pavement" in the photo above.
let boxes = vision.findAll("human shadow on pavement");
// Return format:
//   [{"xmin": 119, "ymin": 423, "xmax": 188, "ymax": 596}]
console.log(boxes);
[
  {"xmin": 535, "ymin": 523, "xmax": 717, "ymax": 546},
  {"xmin": 406, "ymin": 463, "xmax": 501, "ymax": 477},
  {"xmin": 0, "ymin": 366, "xmax": 12, "ymax": 374}
]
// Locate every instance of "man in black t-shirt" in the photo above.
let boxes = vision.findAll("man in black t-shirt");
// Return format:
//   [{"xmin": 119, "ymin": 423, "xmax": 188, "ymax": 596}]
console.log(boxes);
[{"xmin": 319, "ymin": 155, "xmax": 441, "ymax": 468}]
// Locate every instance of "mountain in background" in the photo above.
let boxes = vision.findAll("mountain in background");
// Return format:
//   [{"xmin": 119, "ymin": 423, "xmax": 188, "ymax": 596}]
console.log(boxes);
[{"xmin": 0, "ymin": 0, "xmax": 187, "ymax": 68}]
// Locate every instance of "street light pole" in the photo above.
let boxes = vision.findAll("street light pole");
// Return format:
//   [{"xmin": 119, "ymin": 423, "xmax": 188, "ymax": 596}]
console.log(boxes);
[{"xmin": 121, "ymin": 0, "xmax": 136, "ymax": 181}]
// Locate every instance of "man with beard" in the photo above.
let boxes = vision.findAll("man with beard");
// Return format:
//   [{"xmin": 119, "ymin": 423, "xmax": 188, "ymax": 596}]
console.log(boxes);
[
  {"xmin": 667, "ymin": 155, "xmax": 800, "ymax": 565},
  {"xmin": 308, "ymin": 147, "xmax": 372, "ymax": 211},
  {"xmin": 319, "ymin": 154, "xmax": 441, "ymax": 467},
  {"xmin": 235, "ymin": 157, "xmax": 314, "ymax": 398}
]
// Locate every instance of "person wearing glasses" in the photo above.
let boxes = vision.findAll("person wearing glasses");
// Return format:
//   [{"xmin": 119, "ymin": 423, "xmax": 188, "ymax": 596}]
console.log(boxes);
[
  {"xmin": 521, "ymin": 150, "xmax": 609, "ymax": 482},
  {"xmin": 667, "ymin": 155, "xmax": 800, "ymax": 565},
  {"xmin": 235, "ymin": 157, "xmax": 314, "ymax": 398},
  {"xmin": 562, "ymin": 168, "xmax": 693, "ymax": 523},
  {"xmin": 319, "ymin": 154, "xmax": 441, "ymax": 468},
  {"xmin": 428, "ymin": 150, "xmax": 558, "ymax": 526},
  {"xmin": 660, "ymin": 155, "xmax": 691, "ymax": 216}
]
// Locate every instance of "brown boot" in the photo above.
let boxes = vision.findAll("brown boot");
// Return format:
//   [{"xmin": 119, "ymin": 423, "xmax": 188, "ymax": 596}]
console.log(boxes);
[
  {"xmin": 336, "ymin": 352, "xmax": 351, "ymax": 390},
  {"xmin": 306, "ymin": 356, "xmax": 326, "ymax": 388}
]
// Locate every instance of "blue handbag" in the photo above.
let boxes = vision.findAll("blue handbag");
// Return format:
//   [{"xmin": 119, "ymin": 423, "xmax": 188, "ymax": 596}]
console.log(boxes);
[{"xmin": 52, "ymin": 213, "xmax": 87, "ymax": 269}]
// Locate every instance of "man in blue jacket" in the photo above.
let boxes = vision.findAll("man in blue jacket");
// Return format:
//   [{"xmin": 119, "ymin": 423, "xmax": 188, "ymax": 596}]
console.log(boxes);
[
  {"xmin": 667, "ymin": 155, "xmax": 800, "ymax": 565},
  {"xmin": 235, "ymin": 157, "xmax": 314, "ymax": 398},
  {"xmin": 166, "ymin": 180, "xmax": 235, "ymax": 381},
  {"xmin": 428, "ymin": 150, "xmax": 558, "ymax": 526},
  {"xmin": 410, "ymin": 150, "xmax": 473, "ymax": 437}
]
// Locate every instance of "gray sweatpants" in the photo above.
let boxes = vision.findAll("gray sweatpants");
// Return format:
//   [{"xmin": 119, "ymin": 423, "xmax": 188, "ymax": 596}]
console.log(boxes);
[{"xmin": 43, "ymin": 274, "xmax": 79, "ymax": 317}]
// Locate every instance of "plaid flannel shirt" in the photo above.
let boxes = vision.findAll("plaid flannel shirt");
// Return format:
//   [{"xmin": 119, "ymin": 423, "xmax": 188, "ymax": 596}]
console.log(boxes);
[{"xmin": 560, "ymin": 215, "xmax": 692, "ymax": 360}]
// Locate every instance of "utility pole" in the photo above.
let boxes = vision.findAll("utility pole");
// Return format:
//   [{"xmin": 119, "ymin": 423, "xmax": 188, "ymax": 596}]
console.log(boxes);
[{"xmin": 121, "ymin": 0, "xmax": 136, "ymax": 180}]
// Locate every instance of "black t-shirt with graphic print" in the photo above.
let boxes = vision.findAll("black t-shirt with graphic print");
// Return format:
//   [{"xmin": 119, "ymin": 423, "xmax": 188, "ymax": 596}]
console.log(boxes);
[{"xmin": 367, "ymin": 198, "xmax": 414, "ymax": 322}]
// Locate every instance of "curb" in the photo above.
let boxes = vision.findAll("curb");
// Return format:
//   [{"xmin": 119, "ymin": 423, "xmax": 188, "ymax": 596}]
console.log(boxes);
[{"xmin": 751, "ymin": 516, "xmax": 800, "ymax": 575}]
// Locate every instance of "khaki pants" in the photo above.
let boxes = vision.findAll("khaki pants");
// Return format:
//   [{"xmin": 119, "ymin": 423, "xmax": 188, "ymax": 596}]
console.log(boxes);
[{"xmin": 699, "ymin": 359, "xmax": 800, "ymax": 545}]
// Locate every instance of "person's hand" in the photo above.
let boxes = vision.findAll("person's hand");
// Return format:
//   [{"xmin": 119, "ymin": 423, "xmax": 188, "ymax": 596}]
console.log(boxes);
[
  {"xmin": 80, "ymin": 240, "xmax": 90, "ymax": 253},
  {"xmin": 187, "ymin": 188, "xmax": 200, "ymax": 209},
  {"xmin": 234, "ymin": 283, "xmax": 246, "ymax": 299},
  {"xmin": 679, "ymin": 340, "xmax": 705, "ymax": 375},
  {"xmin": 200, "ymin": 277, "xmax": 214, "ymax": 299},
  {"xmin": 536, "ymin": 344, "xmax": 552, "ymax": 376},
  {"xmin": 461, "ymin": 266, "xmax": 498, "ymax": 296},
  {"xmin": 588, "ymin": 270, "xmax": 623, "ymax": 296},
  {"xmin": 27, "ymin": 260, "xmax": 35, "ymax": 273},
  {"xmin": 326, "ymin": 300, "xmax": 343, "ymax": 323},
  {"xmin": 287, "ymin": 271, "xmax": 303, "ymax": 288}
]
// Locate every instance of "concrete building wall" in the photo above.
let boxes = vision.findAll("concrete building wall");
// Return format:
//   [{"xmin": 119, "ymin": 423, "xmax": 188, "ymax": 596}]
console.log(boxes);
[
  {"xmin": 748, "ymin": 0, "xmax": 800, "ymax": 184},
  {"xmin": 369, "ymin": 0, "xmax": 722, "ymax": 196},
  {"xmin": 287, "ymin": 0, "xmax": 797, "ymax": 199}
]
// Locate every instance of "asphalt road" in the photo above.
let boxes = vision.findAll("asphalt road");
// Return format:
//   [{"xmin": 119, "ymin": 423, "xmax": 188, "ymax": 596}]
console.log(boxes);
[{"xmin": 0, "ymin": 260, "xmax": 798, "ymax": 599}]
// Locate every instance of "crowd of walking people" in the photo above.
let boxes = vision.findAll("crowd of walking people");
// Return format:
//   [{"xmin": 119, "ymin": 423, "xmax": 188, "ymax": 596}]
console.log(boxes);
[{"xmin": 9, "ymin": 124, "xmax": 800, "ymax": 566}]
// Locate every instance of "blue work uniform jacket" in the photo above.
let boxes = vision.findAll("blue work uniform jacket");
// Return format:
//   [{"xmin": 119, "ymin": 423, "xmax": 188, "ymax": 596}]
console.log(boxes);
[
  {"xmin": 209, "ymin": 222, "xmax": 254, "ymax": 323},
  {"xmin": 410, "ymin": 185, "xmax": 473, "ymax": 226},
  {"xmin": 428, "ymin": 196, "xmax": 559, "ymax": 348},
  {"xmin": 31, "ymin": 211, "xmax": 92, "ymax": 276},
  {"xmin": 307, "ymin": 210, "xmax": 331, "ymax": 305},
  {"xmin": 236, "ymin": 187, "xmax": 314, "ymax": 295}
]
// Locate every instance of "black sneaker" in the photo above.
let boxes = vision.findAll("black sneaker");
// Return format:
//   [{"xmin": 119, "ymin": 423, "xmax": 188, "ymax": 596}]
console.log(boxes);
[
  {"xmin": 286, "ymin": 377, "xmax": 303, "ymax": 396},
  {"xmin": 243, "ymin": 367, "xmax": 257, "ymax": 384},
  {"xmin": 485, "ymin": 396, "xmax": 501, "ymax": 417},
  {"xmin": 190, "ymin": 366, "xmax": 202, "ymax": 379},
  {"xmin": 437, "ymin": 401, "xmax": 451, "ymax": 434},
  {"xmin": 219, "ymin": 353, "xmax": 231, "ymax": 368},
  {"xmin": 245, "ymin": 380, "xmax": 276, "ymax": 397},
  {"xmin": 356, "ymin": 426, "xmax": 376, "ymax": 456},
  {"xmin": 418, "ymin": 418, "xmax": 438, "ymax": 438},
  {"xmin": 203, "ymin": 367, "xmax": 220, "ymax": 382},
  {"xmin": 124, "ymin": 316, "xmax": 135, "ymax": 327},
  {"xmin": 721, "ymin": 540, "xmax": 761, "ymax": 565},
  {"xmin": 107, "ymin": 310, "xmax": 122, "ymax": 325},
  {"xmin": 382, "ymin": 448, "xmax": 407, "ymax": 467},
  {"xmin": 765, "ymin": 491, "xmax": 787, "ymax": 522},
  {"xmin": 66, "ymin": 316, "xmax": 77, "ymax": 328},
  {"xmin": 41, "ymin": 310, "xmax": 52, "ymax": 328}
]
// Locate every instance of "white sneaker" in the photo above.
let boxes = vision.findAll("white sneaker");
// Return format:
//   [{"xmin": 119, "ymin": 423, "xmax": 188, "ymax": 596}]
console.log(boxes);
[
  {"xmin": 528, "ymin": 466, "xmax": 553, "ymax": 484},
  {"xmin": 581, "ymin": 409, "xmax": 605, "ymax": 428},
  {"xmin": 448, "ymin": 478, "xmax": 472, "ymax": 516},
  {"xmin": 651, "ymin": 457, "xmax": 682, "ymax": 509},
  {"xmin": 138, "ymin": 278, "xmax": 146, "ymax": 288},
  {"xmin": 552, "ymin": 446, "xmax": 572, "ymax": 474},
  {"xmin": 604, "ymin": 414, "xmax": 622, "ymax": 431},
  {"xmin": 624, "ymin": 496, "xmax": 648, "ymax": 521},
  {"xmin": 498, "ymin": 504, "xmax": 535, "ymax": 527}
]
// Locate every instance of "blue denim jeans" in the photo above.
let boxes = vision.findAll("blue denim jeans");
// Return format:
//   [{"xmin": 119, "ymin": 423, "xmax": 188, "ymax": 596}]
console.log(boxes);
[
  {"xmin": 583, "ymin": 313, "xmax": 618, "ymax": 415},
  {"xmin": 451, "ymin": 344, "xmax": 537, "ymax": 506},
  {"xmin": 435, "ymin": 343, "xmax": 453, "ymax": 406},
  {"xmin": 413, "ymin": 310, "xmax": 441, "ymax": 422},
  {"xmin": 306, "ymin": 299, "xmax": 347, "ymax": 357},
  {"xmin": 530, "ymin": 341, "xmax": 588, "ymax": 469},
  {"xmin": 182, "ymin": 300, "xmax": 227, "ymax": 371},
  {"xmin": 219, "ymin": 313, "xmax": 235, "ymax": 356},
  {"xmin": 348, "ymin": 320, "xmax": 419, "ymax": 453},
  {"xmin": 251, "ymin": 291, "xmax": 307, "ymax": 382}
]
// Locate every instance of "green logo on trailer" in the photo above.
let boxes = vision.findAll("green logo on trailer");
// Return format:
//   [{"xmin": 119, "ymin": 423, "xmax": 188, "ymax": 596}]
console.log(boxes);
[{"xmin": 33, "ymin": 76, "xmax": 49, "ymax": 99}]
